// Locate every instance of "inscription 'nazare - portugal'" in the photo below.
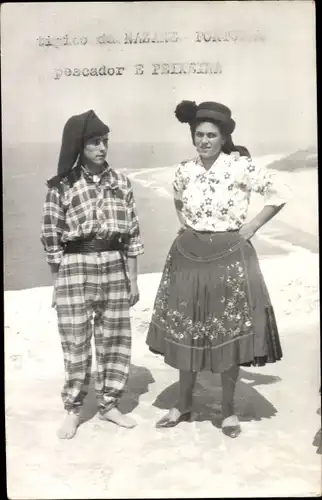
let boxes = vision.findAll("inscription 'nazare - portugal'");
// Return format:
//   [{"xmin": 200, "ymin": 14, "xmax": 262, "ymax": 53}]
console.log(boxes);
[{"xmin": 124, "ymin": 32, "xmax": 179, "ymax": 43}]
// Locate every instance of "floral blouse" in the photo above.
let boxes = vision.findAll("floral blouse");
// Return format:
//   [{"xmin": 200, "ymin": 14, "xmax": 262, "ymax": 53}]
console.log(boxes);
[{"xmin": 173, "ymin": 152, "xmax": 288, "ymax": 232}]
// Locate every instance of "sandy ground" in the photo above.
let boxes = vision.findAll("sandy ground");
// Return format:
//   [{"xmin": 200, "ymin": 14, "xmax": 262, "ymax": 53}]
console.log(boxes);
[
  {"xmin": 5, "ymin": 156, "xmax": 321, "ymax": 498},
  {"xmin": 5, "ymin": 252, "xmax": 321, "ymax": 499}
]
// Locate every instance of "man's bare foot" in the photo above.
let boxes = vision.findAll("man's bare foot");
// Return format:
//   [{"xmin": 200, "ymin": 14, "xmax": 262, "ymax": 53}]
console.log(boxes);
[
  {"xmin": 57, "ymin": 412, "xmax": 80, "ymax": 439},
  {"xmin": 99, "ymin": 407, "xmax": 137, "ymax": 428}
]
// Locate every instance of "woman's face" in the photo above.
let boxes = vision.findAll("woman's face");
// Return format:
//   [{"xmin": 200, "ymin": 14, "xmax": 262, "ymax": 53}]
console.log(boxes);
[
  {"xmin": 194, "ymin": 121, "xmax": 225, "ymax": 160},
  {"xmin": 83, "ymin": 134, "xmax": 108, "ymax": 166}
]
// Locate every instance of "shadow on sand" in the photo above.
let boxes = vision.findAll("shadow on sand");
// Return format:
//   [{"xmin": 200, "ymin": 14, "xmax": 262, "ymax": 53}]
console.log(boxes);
[
  {"xmin": 80, "ymin": 364, "xmax": 155, "ymax": 424},
  {"xmin": 152, "ymin": 368, "xmax": 281, "ymax": 428},
  {"xmin": 79, "ymin": 364, "xmax": 281, "ymax": 430}
]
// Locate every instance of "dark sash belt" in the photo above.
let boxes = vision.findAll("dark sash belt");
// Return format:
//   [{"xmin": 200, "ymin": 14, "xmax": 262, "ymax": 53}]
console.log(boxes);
[{"xmin": 64, "ymin": 238, "xmax": 125, "ymax": 254}]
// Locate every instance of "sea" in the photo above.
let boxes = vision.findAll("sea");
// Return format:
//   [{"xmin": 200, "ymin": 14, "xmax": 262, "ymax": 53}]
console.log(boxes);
[{"xmin": 3, "ymin": 141, "xmax": 317, "ymax": 290}]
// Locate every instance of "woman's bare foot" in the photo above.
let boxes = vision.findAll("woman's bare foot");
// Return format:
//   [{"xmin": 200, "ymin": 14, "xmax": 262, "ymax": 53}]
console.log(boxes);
[
  {"xmin": 222, "ymin": 414, "xmax": 240, "ymax": 427},
  {"xmin": 155, "ymin": 407, "xmax": 192, "ymax": 428},
  {"xmin": 221, "ymin": 414, "xmax": 241, "ymax": 438},
  {"xmin": 57, "ymin": 412, "xmax": 80, "ymax": 439},
  {"xmin": 99, "ymin": 407, "xmax": 137, "ymax": 428},
  {"xmin": 162, "ymin": 408, "xmax": 185, "ymax": 421}
]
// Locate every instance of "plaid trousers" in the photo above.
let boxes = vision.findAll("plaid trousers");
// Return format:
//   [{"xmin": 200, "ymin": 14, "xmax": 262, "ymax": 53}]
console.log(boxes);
[{"xmin": 55, "ymin": 251, "xmax": 131, "ymax": 414}]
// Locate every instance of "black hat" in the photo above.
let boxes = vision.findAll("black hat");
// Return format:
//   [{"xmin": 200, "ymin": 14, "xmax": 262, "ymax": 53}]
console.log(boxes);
[
  {"xmin": 175, "ymin": 100, "xmax": 236, "ymax": 134},
  {"xmin": 57, "ymin": 110, "xmax": 110, "ymax": 176}
]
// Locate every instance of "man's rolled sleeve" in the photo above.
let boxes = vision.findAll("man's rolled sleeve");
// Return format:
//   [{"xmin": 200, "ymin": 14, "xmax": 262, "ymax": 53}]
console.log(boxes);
[
  {"xmin": 127, "ymin": 236, "xmax": 144, "ymax": 257},
  {"xmin": 126, "ymin": 183, "xmax": 144, "ymax": 257},
  {"xmin": 41, "ymin": 187, "xmax": 65, "ymax": 266}
]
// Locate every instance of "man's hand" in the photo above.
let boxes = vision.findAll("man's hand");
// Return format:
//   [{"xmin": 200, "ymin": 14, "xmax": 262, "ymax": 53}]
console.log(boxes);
[
  {"xmin": 50, "ymin": 264, "xmax": 59, "ymax": 309},
  {"xmin": 239, "ymin": 222, "xmax": 258, "ymax": 241},
  {"xmin": 51, "ymin": 271, "xmax": 58, "ymax": 309},
  {"xmin": 129, "ymin": 278, "xmax": 140, "ymax": 307},
  {"xmin": 52, "ymin": 287, "xmax": 57, "ymax": 309}
]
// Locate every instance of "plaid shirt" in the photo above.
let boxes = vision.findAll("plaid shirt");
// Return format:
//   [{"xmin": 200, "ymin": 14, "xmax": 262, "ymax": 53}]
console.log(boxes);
[{"xmin": 41, "ymin": 164, "xmax": 144, "ymax": 265}]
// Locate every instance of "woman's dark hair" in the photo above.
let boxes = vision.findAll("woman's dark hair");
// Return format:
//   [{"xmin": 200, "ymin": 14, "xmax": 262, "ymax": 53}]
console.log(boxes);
[
  {"xmin": 191, "ymin": 119, "xmax": 251, "ymax": 158},
  {"xmin": 221, "ymin": 133, "xmax": 251, "ymax": 157}
]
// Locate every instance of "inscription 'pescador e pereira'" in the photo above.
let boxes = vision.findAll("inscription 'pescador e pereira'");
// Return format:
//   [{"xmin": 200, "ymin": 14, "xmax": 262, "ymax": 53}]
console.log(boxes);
[
  {"xmin": 53, "ymin": 62, "xmax": 222, "ymax": 79},
  {"xmin": 147, "ymin": 62, "xmax": 222, "ymax": 75}
]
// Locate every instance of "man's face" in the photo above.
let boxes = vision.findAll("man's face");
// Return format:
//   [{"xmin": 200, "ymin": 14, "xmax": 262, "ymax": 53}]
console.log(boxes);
[{"xmin": 83, "ymin": 134, "xmax": 108, "ymax": 166}]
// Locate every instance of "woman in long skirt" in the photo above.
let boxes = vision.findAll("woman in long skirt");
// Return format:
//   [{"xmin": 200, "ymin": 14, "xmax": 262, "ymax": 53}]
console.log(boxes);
[{"xmin": 146, "ymin": 100, "xmax": 287, "ymax": 437}]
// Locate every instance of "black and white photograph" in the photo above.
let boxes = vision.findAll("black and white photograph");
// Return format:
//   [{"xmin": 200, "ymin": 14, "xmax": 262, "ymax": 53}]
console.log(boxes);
[{"xmin": 2, "ymin": 1, "xmax": 320, "ymax": 498}]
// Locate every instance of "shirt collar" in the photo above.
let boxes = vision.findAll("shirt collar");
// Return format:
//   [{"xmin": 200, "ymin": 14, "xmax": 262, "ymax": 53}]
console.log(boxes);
[
  {"xmin": 195, "ymin": 151, "xmax": 234, "ymax": 172},
  {"xmin": 81, "ymin": 162, "xmax": 110, "ymax": 183},
  {"xmin": 195, "ymin": 151, "xmax": 228, "ymax": 171}
]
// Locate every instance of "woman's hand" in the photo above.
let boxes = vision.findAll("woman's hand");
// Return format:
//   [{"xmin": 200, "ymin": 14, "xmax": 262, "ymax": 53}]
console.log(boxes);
[
  {"xmin": 239, "ymin": 222, "xmax": 258, "ymax": 241},
  {"xmin": 129, "ymin": 278, "xmax": 140, "ymax": 307}
]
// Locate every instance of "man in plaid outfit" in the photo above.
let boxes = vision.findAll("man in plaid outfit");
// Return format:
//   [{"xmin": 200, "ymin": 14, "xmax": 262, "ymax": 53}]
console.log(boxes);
[{"xmin": 41, "ymin": 110, "xmax": 144, "ymax": 439}]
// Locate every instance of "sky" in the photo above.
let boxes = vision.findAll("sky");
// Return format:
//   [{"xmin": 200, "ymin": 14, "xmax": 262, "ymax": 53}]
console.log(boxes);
[{"xmin": 1, "ymin": 1, "xmax": 317, "ymax": 151}]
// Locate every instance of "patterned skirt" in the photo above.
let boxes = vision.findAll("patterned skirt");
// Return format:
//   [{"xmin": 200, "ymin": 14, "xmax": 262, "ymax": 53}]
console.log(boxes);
[{"xmin": 146, "ymin": 228, "xmax": 282, "ymax": 373}]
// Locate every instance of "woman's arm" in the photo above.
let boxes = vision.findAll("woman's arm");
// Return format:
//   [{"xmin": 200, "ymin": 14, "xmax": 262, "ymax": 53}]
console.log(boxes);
[
  {"xmin": 239, "ymin": 204, "xmax": 285, "ymax": 240},
  {"xmin": 240, "ymin": 158, "xmax": 289, "ymax": 240},
  {"xmin": 173, "ymin": 163, "xmax": 188, "ymax": 230},
  {"xmin": 174, "ymin": 198, "xmax": 186, "ymax": 227}
]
